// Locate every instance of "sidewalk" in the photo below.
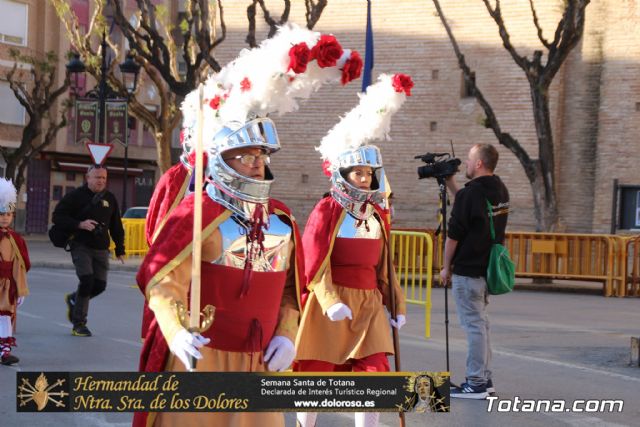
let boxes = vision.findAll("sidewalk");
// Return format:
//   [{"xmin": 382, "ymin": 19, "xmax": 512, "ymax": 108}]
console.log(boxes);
[{"xmin": 24, "ymin": 233, "xmax": 142, "ymax": 272}]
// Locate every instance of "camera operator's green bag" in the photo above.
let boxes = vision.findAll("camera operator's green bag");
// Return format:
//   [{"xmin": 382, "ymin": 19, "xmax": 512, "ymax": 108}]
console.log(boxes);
[{"xmin": 486, "ymin": 200, "xmax": 515, "ymax": 295}]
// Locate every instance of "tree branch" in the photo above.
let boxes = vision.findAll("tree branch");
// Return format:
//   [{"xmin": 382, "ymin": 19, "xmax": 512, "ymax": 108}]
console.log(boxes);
[
  {"xmin": 541, "ymin": 0, "xmax": 589, "ymax": 86},
  {"xmin": 305, "ymin": 0, "xmax": 328, "ymax": 29},
  {"xmin": 528, "ymin": 0, "xmax": 551, "ymax": 49},
  {"xmin": 482, "ymin": 0, "xmax": 530, "ymax": 72},
  {"xmin": 432, "ymin": 0, "xmax": 534, "ymax": 177}
]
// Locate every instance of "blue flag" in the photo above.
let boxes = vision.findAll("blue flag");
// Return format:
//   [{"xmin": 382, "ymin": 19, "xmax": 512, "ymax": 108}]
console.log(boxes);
[{"xmin": 361, "ymin": 0, "xmax": 374, "ymax": 92}]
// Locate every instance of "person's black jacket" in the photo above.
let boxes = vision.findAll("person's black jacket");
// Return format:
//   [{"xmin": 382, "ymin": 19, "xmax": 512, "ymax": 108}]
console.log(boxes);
[
  {"xmin": 52, "ymin": 184, "xmax": 125, "ymax": 256},
  {"xmin": 447, "ymin": 175, "xmax": 509, "ymax": 277}
]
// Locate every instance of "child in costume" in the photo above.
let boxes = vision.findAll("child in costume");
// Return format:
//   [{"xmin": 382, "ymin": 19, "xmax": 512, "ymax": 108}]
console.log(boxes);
[
  {"xmin": 0, "ymin": 179, "xmax": 30, "ymax": 365},
  {"xmin": 295, "ymin": 74, "xmax": 413, "ymax": 427}
]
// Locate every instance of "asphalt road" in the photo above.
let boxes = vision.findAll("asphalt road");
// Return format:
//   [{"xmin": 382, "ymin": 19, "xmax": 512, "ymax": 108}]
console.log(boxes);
[{"xmin": 1, "ymin": 267, "xmax": 639, "ymax": 426}]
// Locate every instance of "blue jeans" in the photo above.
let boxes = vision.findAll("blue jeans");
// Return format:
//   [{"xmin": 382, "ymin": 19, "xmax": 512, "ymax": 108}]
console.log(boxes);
[{"xmin": 452, "ymin": 274, "xmax": 492, "ymax": 387}]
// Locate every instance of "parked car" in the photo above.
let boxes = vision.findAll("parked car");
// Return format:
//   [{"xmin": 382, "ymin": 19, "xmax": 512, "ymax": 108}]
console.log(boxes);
[{"xmin": 122, "ymin": 206, "xmax": 148, "ymax": 219}]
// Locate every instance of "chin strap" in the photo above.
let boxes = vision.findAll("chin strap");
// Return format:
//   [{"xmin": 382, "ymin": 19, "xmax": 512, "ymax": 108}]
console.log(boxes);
[
  {"xmin": 241, "ymin": 203, "xmax": 266, "ymax": 297},
  {"xmin": 355, "ymin": 197, "xmax": 374, "ymax": 232}
]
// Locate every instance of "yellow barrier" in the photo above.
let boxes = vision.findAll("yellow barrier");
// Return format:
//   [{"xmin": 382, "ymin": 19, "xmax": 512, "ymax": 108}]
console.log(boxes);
[
  {"xmin": 390, "ymin": 230, "xmax": 433, "ymax": 338},
  {"xmin": 505, "ymin": 232, "xmax": 626, "ymax": 296},
  {"xmin": 396, "ymin": 229, "xmax": 636, "ymax": 297},
  {"xmin": 110, "ymin": 219, "xmax": 149, "ymax": 258},
  {"xmin": 623, "ymin": 235, "xmax": 640, "ymax": 297}
]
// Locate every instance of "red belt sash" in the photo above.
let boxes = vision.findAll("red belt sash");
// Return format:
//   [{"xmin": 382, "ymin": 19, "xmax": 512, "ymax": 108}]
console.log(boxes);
[
  {"xmin": 199, "ymin": 263, "xmax": 286, "ymax": 352},
  {"xmin": 330, "ymin": 238, "xmax": 382, "ymax": 290},
  {"xmin": 0, "ymin": 261, "xmax": 12, "ymax": 279}
]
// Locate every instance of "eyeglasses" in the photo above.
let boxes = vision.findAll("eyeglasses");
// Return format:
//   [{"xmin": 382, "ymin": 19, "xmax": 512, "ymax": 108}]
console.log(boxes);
[{"xmin": 223, "ymin": 153, "xmax": 270, "ymax": 165}]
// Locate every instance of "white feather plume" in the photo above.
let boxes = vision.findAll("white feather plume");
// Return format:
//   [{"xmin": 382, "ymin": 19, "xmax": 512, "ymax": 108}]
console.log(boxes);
[
  {"xmin": 318, "ymin": 74, "xmax": 410, "ymax": 166},
  {"xmin": 0, "ymin": 178, "xmax": 17, "ymax": 213},
  {"xmin": 180, "ymin": 23, "xmax": 355, "ymax": 154}
]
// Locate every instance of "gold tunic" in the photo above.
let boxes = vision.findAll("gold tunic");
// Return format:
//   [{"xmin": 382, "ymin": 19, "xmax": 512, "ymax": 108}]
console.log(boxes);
[
  {"xmin": 0, "ymin": 235, "xmax": 28, "ymax": 316},
  {"xmin": 147, "ymin": 226, "xmax": 298, "ymax": 427},
  {"xmin": 295, "ymin": 215, "xmax": 405, "ymax": 365}
]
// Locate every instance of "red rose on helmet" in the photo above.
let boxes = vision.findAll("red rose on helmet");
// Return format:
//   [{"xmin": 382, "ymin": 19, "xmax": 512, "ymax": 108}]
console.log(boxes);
[
  {"xmin": 310, "ymin": 35, "xmax": 344, "ymax": 68},
  {"xmin": 240, "ymin": 77, "xmax": 252, "ymax": 92},
  {"xmin": 209, "ymin": 95, "xmax": 222, "ymax": 110},
  {"xmin": 321, "ymin": 160, "xmax": 332, "ymax": 177},
  {"xmin": 288, "ymin": 42, "xmax": 311, "ymax": 74},
  {"xmin": 392, "ymin": 73, "xmax": 414, "ymax": 96},
  {"xmin": 341, "ymin": 50, "xmax": 363, "ymax": 85}
]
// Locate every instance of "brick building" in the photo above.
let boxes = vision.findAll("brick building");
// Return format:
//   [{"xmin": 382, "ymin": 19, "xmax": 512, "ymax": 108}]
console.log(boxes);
[{"xmin": 1, "ymin": 0, "xmax": 639, "ymax": 234}]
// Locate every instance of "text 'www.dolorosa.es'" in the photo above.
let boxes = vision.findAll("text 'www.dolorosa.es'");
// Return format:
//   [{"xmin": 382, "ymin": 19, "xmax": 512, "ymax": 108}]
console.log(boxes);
[{"xmin": 293, "ymin": 399, "xmax": 376, "ymax": 409}]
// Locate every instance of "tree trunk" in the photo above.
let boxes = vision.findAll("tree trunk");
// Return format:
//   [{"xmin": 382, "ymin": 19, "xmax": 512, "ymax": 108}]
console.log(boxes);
[
  {"xmin": 529, "ymin": 161, "xmax": 558, "ymax": 232},
  {"xmin": 5, "ymin": 120, "xmax": 40, "ymax": 195},
  {"xmin": 155, "ymin": 130, "xmax": 173, "ymax": 173},
  {"xmin": 530, "ymin": 83, "xmax": 559, "ymax": 231}
]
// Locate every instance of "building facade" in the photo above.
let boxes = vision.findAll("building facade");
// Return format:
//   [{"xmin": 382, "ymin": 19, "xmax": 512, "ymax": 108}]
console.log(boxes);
[{"xmin": 1, "ymin": 0, "xmax": 639, "ymax": 234}]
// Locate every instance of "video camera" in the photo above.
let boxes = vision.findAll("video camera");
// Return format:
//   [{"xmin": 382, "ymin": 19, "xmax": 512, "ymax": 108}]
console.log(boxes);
[{"xmin": 415, "ymin": 152, "xmax": 461, "ymax": 180}]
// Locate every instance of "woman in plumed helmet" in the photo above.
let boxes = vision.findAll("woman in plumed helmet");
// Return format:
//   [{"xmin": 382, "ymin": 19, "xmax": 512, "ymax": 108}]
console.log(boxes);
[
  {"xmin": 134, "ymin": 24, "xmax": 364, "ymax": 427},
  {"xmin": 295, "ymin": 74, "xmax": 413, "ymax": 427}
]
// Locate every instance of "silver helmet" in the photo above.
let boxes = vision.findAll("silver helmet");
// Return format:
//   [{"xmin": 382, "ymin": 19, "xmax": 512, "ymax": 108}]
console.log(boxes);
[
  {"xmin": 331, "ymin": 145, "xmax": 384, "ymax": 220},
  {"xmin": 205, "ymin": 117, "xmax": 280, "ymax": 217}
]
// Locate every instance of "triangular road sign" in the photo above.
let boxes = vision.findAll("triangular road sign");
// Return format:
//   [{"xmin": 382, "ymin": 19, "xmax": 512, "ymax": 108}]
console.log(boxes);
[{"xmin": 86, "ymin": 143, "xmax": 114, "ymax": 165}]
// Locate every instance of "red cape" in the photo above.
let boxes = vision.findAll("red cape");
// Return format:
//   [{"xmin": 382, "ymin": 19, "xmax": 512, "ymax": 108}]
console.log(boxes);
[
  {"xmin": 5, "ymin": 229, "xmax": 30, "ymax": 272},
  {"xmin": 133, "ymin": 194, "xmax": 304, "ymax": 427},
  {"xmin": 144, "ymin": 163, "xmax": 191, "ymax": 246},
  {"xmin": 141, "ymin": 163, "xmax": 191, "ymax": 341},
  {"xmin": 301, "ymin": 197, "xmax": 390, "ymax": 308}
]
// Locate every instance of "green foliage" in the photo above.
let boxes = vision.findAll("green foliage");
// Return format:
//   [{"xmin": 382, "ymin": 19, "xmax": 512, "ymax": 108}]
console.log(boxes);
[{"xmin": 8, "ymin": 48, "xmax": 60, "ymax": 75}]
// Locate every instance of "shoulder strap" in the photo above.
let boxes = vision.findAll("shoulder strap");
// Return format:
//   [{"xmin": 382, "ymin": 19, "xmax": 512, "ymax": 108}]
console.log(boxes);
[
  {"xmin": 486, "ymin": 199, "xmax": 496, "ymax": 243},
  {"xmin": 78, "ymin": 191, "xmax": 105, "ymax": 220}
]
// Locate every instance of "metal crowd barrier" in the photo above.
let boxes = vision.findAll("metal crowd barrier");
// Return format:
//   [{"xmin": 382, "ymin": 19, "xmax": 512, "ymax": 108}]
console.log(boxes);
[
  {"xmin": 390, "ymin": 230, "xmax": 433, "ymax": 338},
  {"xmin": 623, "ymin": 235, "xmax": 640, "ymax": 297},
  {"xmin": 392, "ymin": 229, "xmax": 640, "ymax": 298},
  {"xmin": 114, "ymin": 217, "xmax": 639, "ymax": 299},
  {"xmin": 504, "ymin": 232, "xmax": 626, "ymax": 297},
  {"xmin": 110, "ymin": 218, "xmax": 149, "ymax": 258}
]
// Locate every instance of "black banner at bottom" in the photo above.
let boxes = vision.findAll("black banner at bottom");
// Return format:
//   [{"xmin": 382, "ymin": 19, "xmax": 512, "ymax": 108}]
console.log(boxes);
[{"xmin": 17, "ymin": 371, "xmax": 449, "ymax": 413}]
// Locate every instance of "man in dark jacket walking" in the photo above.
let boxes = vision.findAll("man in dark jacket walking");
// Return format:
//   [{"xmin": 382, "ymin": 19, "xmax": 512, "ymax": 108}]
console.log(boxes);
[
  {"xmin": 440, "ymin": 143, "xmax": 509, "ymax": 399},
  {"xmin": 52, "ymin": 165, "xmax": 125, "ymax": 336}
]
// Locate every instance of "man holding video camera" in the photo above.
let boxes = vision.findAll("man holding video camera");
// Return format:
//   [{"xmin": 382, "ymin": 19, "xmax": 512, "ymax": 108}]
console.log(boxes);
[
  {"xmin": 52, "ymin": 165, "xmax": 125, "ymax": 337},
  {"xmin": 439, "ymin": 143, "xmax": 509, "ymax": 399}
]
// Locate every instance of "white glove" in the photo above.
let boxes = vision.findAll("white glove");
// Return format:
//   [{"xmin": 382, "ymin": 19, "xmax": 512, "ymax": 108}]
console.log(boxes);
[
  {"xmin": 169, "ymin": 329, "xmax": 210, "ymax": 370},
  {"xmin": 17, "ymin": 296, "xmax": 25, "ymax": 307},
  {"xmin": 390, "ymin": 314, "xmax": 406, "ymax": 330},
  {"xmin": 326, "ymin": 303, "xmax": 353, "ymax": 321},
  {"xmin": 264, "ymin": 336, "xmax": 295, "ymax": 372}
]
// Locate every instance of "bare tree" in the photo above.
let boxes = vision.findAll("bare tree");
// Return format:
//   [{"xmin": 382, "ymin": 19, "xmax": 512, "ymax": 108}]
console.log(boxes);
[
  {"xmin": 1, "ymin": 49, "xmax": 70, "ymax": 195},
  {"xmin": 432, "ymin": 0, "xmax": 590, "ymax": 231},
  {"xmin": 245, "ymin": 0, "xmax": 327, "ymax": 46},
  {"xmin": 51, "ymin": 0, "xmax": 183, "ymax": 172},
  {"xmin": 51, "ymin": 0, "xmax": 329, "ymax": 173}
]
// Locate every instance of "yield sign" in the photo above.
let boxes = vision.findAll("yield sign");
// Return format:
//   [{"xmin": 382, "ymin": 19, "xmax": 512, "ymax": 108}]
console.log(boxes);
[{"xmin": 86, "ymin": 143, "xmax": 114, "ymax": 165}]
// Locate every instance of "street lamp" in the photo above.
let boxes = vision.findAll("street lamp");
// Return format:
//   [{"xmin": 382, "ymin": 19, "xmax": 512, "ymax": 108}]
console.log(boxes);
[
  {"xmin": 65, "ymin": 52, "xmax": 86, "ymax": 95},
  {"xmin": 65, "ymin": 31, "xmax": 140, "ymax": 212},
  {"xmin": 118, "ymin": 52, "xmax": 140, "ymax": 214}
]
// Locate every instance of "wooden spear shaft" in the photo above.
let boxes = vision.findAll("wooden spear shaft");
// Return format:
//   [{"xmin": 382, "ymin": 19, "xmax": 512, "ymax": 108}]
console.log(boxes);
[
  {"xmin": 188, "ymin": 84, "xmax": 205, "ymax": 370},
  {"xmin": 383, "ymin": 175, "xmax": 405, "ymax": 427}
]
